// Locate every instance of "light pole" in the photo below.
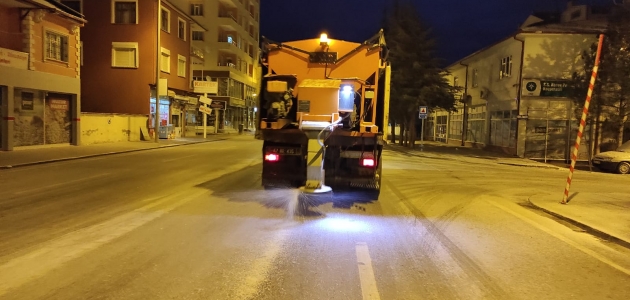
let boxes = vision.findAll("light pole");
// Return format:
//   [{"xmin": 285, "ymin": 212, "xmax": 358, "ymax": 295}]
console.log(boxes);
[{"xmin": 154, "ymin": 0, "xmax": 161, "ymax": 142}]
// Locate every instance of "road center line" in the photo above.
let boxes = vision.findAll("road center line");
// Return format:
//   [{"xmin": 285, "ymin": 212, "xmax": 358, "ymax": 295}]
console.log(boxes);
[
  {"xmin": 161, "ymin": 154, "xmax": 196, "ymax": 162},
  {"xmin": 12, "ymin": 172, "xmax": 111, "ymax": 195},
  {"xmin": 356, "ymin": 242, "xmax": 381, "ymax": 300}
]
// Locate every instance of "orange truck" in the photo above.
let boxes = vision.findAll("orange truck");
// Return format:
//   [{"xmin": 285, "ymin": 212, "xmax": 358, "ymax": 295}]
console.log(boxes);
[{"xmin": 258, "ymin": 30, "xmax": 391, "ymax": 195}]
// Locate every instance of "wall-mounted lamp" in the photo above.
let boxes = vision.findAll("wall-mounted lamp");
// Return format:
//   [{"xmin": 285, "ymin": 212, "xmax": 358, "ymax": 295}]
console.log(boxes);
[{"xmin": 320, "ymin": 33, "xmax": 328, "ymax": 46}]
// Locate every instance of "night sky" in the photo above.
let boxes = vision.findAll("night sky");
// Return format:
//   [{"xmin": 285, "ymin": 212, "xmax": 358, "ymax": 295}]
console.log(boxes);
[{"xmin": 260, "ymin": 0, "xmax": 611, "ymax": 66}]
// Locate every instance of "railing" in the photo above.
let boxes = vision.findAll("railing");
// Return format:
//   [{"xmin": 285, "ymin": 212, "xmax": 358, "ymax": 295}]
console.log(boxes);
[
  {"xmin": 217, "ymin": 62, "xmax": 237, "ymax": 69},
  {"xmin": 190, "ymin": 46, "xmax": 204, "ymax": 60},
  {"xmin": 218, "ymin": 11, "xmax": 237, "ymax": 23}
]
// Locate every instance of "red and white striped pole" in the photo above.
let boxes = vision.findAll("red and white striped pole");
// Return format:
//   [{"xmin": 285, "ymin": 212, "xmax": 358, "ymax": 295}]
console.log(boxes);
[{"xmin": 562, "ymin": 34, "xmax": 605, "ymax": 204}]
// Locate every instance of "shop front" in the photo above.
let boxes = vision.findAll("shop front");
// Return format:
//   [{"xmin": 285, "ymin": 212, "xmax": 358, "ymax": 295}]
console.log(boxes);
[{"xmin": 1, "ymin": 80, "xmax": 80, "ymax": 151}]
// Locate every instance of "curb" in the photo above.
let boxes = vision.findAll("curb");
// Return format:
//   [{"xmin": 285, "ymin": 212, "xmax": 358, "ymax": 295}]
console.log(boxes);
[
  {"xmin": 0, "ymin": 138, "xmax": 226, "ymax": 170},
  {"xmin": 497, "ymin": 162, "xmax": 562, "ymax": 170},
  {"xmin": 526, "ymin": 197, "xmax": 630, "ymax": 249}
]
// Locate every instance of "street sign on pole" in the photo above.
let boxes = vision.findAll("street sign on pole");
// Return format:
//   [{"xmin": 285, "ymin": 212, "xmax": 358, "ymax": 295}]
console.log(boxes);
[
  {"xmin": 199, "ymin": 95, "xmax": 211, "ymax": 105},
  {"xmin": 419, "ymin": 106, "xmax": 428, "ymax": 119},
  {"xmin": 199, "ymin": 105, "xmax": 212, "ymax": 115}
]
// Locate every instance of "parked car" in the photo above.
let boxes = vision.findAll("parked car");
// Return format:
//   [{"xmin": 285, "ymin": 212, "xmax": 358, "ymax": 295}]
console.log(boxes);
[{"xmin": 592, "ymin": 140, "xmax": 630, "ymax": 174}]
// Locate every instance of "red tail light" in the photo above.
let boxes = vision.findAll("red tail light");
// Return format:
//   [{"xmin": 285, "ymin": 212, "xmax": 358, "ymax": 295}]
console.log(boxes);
[
  {"xmin": 265, "ymin": 153, "xmax": 279, "ymax": 162},
  {"xmin": 361, "ymin": 158, "xmax": 375, "ymax": 167}
]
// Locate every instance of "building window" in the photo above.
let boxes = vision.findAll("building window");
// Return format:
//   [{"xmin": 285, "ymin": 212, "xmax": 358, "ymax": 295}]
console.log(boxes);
[
  {"xmin": 500, "ymin": 56, "xmax": 512, "ymax": 79},
  {"xmin": 178, "ymin": 18, "xmax": 186, "ymax": 40},
  {"xmin": 45, "ymin": 31, "xmax": 68, "ymax": 62},
  {"xmin": 190, "ymin": 4, "xmax": 203, "ymax": 16},
  {"xmin": 472, "ymin": 69, "xmax": 478, "ymax": 87},
  {"xmin": 161, "ymin": 47, "xmax": 170, "ymax": 73},
  {"xmin": 111, "ymin": 42, "xmax": 139, "ymax": 68},
  {"xmin": 112, "ymin": 1, "xmax": 137, "ymax": 24},
  {"xmin": 61, "ymin": 1, "xmax": 82, "ymax": 14},
  {"xmin": 192, "ymin": 31, "xmax": 204, "ymax": 41},
  {"xmin": 161, "ymin": 8, "xmax": 170, "ymax": 32},
  {"xmin": 453, "ymin": 76, "xmax": 459, "ymax": 87},
  {"xmin": 177, "ymin": 55, "xmax": 186, "ymax": 77}
]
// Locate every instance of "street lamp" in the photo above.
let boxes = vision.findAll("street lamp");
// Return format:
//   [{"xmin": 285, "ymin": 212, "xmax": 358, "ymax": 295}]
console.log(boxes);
[{"xmin": 154, "ymin": 0, "xmax": 161, "ymax": 142}]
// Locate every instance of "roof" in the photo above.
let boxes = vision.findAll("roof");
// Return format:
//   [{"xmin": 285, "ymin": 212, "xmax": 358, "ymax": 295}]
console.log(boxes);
[
  {"xmin": 520, "ymin": 16, "xmax": 608, "ymax": 34},
  {"xmin": 44, "ymin": 0, "xmax": 84, "ymax": 20},
  {"xmin": 447, "ymin": 15, "xmax": 607, "ymax": 69}
]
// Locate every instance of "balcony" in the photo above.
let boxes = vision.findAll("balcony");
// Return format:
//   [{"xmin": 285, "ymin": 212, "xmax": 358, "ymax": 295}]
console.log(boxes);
[
  {"xmin": 217, "ymin": 11, "xmax": 239, "ymax": 31},
  {"xmin": 190, "ymin": 46, "xmax": 204, "ymax": 62}
]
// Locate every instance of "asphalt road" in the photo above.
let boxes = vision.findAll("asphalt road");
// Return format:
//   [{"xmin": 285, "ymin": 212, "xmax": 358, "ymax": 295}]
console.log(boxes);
[{"xmin": 0, "ymin": 137, "xmax": 629, "ymax": 300}]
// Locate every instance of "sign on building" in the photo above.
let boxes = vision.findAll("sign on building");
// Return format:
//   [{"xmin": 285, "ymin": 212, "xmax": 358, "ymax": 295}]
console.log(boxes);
[
  {"xmin": 0, "ymin": 47, "xmax": 28, "ymax": 70},
  {"xmin": 522, "ymin": 79, "xmax": 571, "ymax": 97},
  {"xmin": 209, "ymin": 100, "xmax": 226, "ymax": 110},
  {"xmin": 193, "ymin": 81, "xmax": 218, "ymax": 94}
]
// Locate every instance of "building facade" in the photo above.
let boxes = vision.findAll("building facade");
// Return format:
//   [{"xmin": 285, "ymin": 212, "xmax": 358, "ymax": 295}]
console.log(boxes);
[
  {"xmin": 0, "ymin": 0, "xmax": 86, "ymax": 151},
  {"xmin": 428, "ymin": 2, "xmax": 608, "ymax": 161},
  {"xmin": 79, "ymin": 0, "xmax": 204, "ymax": 144},
  {"xmin": 172, "ymin": 0, "xmax": 261, "ymax": 134}
]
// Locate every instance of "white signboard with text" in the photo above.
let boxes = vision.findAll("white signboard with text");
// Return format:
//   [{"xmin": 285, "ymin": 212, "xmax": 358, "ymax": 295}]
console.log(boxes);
[
  {"xmin": 0, "ymin": 47, "xmax": 28, "ymax": 70},
  {"xmin": 193, "ymin": 81, "xmax": 218, "ymax": 94}
]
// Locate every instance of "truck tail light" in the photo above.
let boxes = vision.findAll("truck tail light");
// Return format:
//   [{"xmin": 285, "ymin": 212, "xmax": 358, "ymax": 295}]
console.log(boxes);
[
  {"xmin": 264, "ymin": 153, "xmax": 279, "ymax": 162},
  {"xmin": 361, "ymin": 158, "xmax": 375, "ymax": 167}
]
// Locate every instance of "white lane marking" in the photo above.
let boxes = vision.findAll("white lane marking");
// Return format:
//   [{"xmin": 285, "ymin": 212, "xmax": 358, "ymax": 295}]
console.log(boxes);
[
  {"xmin": 0, "ymin": 158, "xmax": 259, "ymax": 296},
  {"xmin": 162, "ymin": 154, "xmax": 196, "ymax": 162},
  {"xmin": 487, "ymin": 199, "xmax": 630, "ymax": 276},
  {"xmin": 12, "ymin": 173, "xmax": 110, "ymax": 195},
  {"xmin": 233, "ymin": 229, "xmax": 290, "ymax": 300},
  {"xmin": 356, "ymin": 242, "xmax": 381, "ymax": 300}
]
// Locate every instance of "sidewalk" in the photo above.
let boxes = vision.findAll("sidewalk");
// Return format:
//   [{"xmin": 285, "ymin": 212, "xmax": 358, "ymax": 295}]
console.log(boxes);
[
  {"xmin": 0, "ymin": 132, "xmax": 253, "ymax": 169},
  {"xmin": 529, "ymin": 193, "xmax": 630, "ymax": 247},
  {"xmin": 387, "ymin": 140, "xmax": 630, "ymax": 248}
]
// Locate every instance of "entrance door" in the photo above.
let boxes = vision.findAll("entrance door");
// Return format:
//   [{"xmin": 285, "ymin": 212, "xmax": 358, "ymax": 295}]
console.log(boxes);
[{"xmin": 45, "ymin": 93, "xmax": 71, "ymax": 144}]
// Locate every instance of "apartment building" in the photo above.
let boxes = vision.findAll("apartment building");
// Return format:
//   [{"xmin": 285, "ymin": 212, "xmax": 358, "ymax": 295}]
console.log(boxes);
[
  {"xmin": 171, "ymin": 0, "xmax": 261, "ymax": 133},
  {"xmin": 78, "ymin": 0, "xmax": 205, "ymax": 143},
  {"xmin": 0, "ymin": 0, "xmax": 86, "ymax": 151},
  {"xmin": 428, "ymin": 1, "xmax": 608, "ymax": 161}
]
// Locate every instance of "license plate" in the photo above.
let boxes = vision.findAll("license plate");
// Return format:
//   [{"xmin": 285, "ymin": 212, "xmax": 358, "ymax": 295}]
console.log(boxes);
[{"xmin": 266, "ymin": 147, "xmax": 301, "ymax": 155}]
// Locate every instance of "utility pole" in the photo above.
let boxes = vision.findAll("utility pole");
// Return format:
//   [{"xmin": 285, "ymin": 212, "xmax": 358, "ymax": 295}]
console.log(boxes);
[
  {"xmin": 562, "ymin": 34, "xmax": 604, "ymax": 204},
  {"xmin": 154, "ymin": 0, "xmax": 161, "ymax": 143}
]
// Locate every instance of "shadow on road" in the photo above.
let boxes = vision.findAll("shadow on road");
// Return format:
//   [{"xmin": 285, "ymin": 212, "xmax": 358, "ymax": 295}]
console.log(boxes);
[{"xmin": 194, "ymin": 165, "xmax": 380, "ymax": 217}]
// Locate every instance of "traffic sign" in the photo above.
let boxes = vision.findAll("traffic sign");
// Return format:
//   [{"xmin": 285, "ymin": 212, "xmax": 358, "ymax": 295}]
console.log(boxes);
[
  {"xmin": 199, "ymin": 95, "xmax": 211, "ymax": 105},
  {"xmin": 199, "ymin": 104, "xmax": 212, "ymax": 115},
  {"xmin": 419, "ymin": 106, "xmax": 428, "ymax": 119}
]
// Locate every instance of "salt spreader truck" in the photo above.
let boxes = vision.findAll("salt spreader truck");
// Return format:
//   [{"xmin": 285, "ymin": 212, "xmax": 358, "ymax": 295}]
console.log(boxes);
[{"xmin": 257, "ymin": 30, "xmax": 391, "ymax": 195}]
